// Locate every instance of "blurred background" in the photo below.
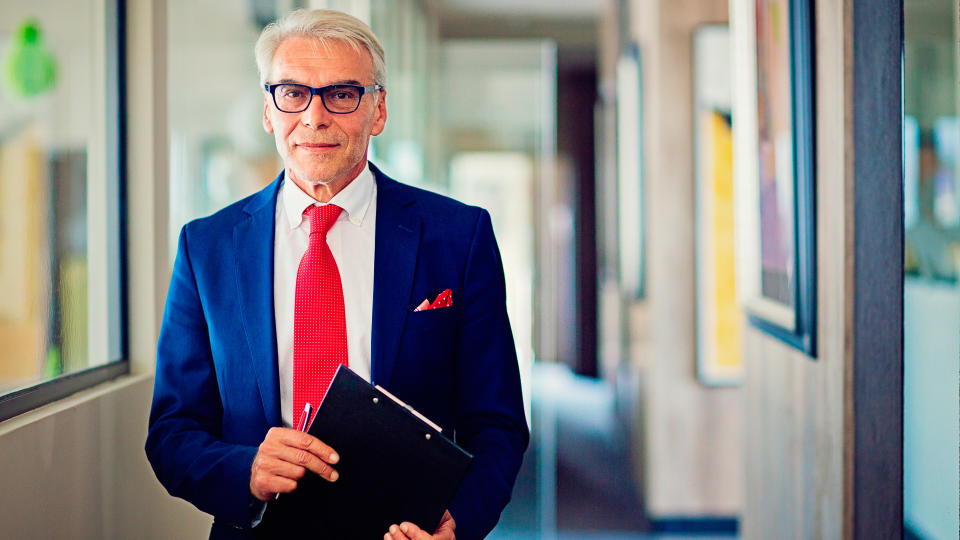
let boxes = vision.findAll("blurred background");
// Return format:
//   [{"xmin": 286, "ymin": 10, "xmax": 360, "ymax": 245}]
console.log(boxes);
[{"xmin": 0, "ymin": 0, "xmax": 956, "ymax": 539}]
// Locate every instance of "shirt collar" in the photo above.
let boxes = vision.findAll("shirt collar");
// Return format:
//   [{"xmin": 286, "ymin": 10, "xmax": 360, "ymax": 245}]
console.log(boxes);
[{"xmin": 281, "ymin": 163, "xmax": 375, "ymax": 230}]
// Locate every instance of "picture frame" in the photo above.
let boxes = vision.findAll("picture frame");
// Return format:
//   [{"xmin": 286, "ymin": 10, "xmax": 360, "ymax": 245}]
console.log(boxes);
[
  {"xmin": 741, "ymin": 0, "xmax": 817, "ymax": 356},
  {"xmin": 693, "ymin": 25, "xmax": 743, "ymax": 385},
  {"xmin": 616, "ymin": 42, "xmax": 646, "ymax": 299}
]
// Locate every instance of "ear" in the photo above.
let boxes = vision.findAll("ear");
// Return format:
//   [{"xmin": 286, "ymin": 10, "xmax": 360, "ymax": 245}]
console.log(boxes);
[
  {"xmin": 262, "ymin": 94, "xmax": 274, "ymax": 134},
  {"xmin": 370, "ymin": 89, "xmax": 387, "ymax": 136}
]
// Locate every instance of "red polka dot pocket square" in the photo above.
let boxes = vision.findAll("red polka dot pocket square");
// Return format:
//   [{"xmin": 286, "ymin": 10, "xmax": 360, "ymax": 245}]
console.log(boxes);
[{"xmin": 413, "ymin": 288, "xmax": 454, "ymax": 312}]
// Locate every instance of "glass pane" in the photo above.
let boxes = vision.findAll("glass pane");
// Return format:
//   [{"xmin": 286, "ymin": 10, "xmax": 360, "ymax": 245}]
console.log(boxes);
[
  {"xmin": 438, "ymin": 41, "xmax": 551, "ymax": 535},
  {"xmin": 439, "ymin": 40, "xmax": 547, "ymax": 379},
  {"xmin": 903, "ymin": 0, "xmax": 960, "ymax": 538},
  {"xmin": 167, "ymin": 0, "xmax": 279, "ymax": 261},
  {"xmin": 369, "ymin": 0, "xmax": 435, "ymax": 188},
  {"xmin": 0, "ymin": 2, "xmax": 116, "ymax": 396}
]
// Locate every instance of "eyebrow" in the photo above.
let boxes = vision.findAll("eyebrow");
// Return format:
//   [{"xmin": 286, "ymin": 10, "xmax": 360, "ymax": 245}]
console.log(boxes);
[{"xmin": 274, "ymin": 78, "xmax": 365, "ymax": 86}]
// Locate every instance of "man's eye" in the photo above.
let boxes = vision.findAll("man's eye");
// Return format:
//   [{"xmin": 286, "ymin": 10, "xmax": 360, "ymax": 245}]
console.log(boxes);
[
  {"xmin": 282, "ymin": 88, "xmax": 305, "ymax": 99},
  {"xmin": 327, "ymin": 88, "xmax": 359, "ymax": 101}
]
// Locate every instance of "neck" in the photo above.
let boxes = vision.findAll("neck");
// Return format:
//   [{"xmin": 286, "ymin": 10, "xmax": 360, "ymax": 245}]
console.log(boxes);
[{"xmin": 291, "ymin": 159, "xmax": 367, "ymax": 203}]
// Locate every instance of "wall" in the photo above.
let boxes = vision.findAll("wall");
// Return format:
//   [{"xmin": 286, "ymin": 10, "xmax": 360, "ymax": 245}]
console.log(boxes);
[
  {"xmin": 731, "ymin": 0, "xmax": 847, "ymax": 537},
  {"xmin": 624, "ymin": 0, "xmax": 743, "ymax": 517},
  {"xmin": 0, "ymin": 377, "xmax": 210, "ymax": 538},
  {"xmin": 0, "ymin": 1, "xmax": 210, "ymax": 537}
]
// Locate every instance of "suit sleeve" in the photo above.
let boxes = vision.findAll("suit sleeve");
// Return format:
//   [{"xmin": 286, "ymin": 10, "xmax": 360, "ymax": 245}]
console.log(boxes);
[
  {"xmin": 447, "ymin": 210, "xmax": 530, "ymax": 540},
  {"xmin": 145, "ymin": 225, "xmax": 259, "ymax": 526}
]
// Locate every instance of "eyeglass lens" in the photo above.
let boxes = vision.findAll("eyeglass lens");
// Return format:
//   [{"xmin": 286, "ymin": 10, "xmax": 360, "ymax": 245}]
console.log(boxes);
[{"xmin": 273, "ymin": 84, "xmax": 363, "ymax": 113}]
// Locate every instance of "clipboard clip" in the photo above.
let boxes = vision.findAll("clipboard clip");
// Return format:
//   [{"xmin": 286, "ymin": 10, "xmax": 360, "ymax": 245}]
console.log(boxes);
[{"xmin": 374, "ymin": 385, "xmax": 443, "ymax": 433}]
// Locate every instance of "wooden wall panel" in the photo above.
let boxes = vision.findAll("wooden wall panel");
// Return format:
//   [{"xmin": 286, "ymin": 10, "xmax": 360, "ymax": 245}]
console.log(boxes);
[
  {"xmin": 628, "ymin": 0, "xmax": 743, "ymax": 517},
  {"xmin": 734, "ymin": 0, "xmax": 849, "ymax": 537}
]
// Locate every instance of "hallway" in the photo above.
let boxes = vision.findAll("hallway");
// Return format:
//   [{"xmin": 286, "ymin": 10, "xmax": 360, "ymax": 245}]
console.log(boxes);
[{"xmin": 490, "ymin": 364, "xmax": 737, "ymax": 540}]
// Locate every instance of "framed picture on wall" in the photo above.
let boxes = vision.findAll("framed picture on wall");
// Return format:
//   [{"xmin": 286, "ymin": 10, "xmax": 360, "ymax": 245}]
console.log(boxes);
[
  {"xmin": 616, "ymin": 42, "xmax": 646, "ymax": 299},
  {"xmin": 741, "ymin": 0, "xmax": 817, "ymax": 356},
  {"xmin": 693, "ymin": 25, "xmax": 743, "ymax": 385}
]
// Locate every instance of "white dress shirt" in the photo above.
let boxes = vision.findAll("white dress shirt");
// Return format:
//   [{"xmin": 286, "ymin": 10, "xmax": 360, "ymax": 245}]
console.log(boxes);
[{"xmin": 274, "ymin": 165, "xmax": 377, "ymax": 428}]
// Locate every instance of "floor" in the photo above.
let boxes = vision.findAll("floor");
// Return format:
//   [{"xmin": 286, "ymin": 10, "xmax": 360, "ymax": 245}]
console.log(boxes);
[{"xmin": 487, "ymin": 363, "xmax": 738, "ymax": 540}]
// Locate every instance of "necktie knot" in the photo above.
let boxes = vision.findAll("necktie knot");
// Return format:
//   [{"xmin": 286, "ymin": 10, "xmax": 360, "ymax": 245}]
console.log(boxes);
[{"xmin": 305, "ymin": 204, "xmax": 342, "ymax": 237}]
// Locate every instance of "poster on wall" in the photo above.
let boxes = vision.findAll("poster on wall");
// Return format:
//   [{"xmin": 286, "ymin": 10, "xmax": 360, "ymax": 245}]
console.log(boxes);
[
  {"xmin": 743, "ymin": 0, "xmax": 817, "ymax": 356},
  {"xmin": 693, "ymin": 25, "xmax": 742, "ymax": 385}
]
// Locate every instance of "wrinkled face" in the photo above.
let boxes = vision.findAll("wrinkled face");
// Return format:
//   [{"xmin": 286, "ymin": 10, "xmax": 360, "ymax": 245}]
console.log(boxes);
[{"xmin": 263, "ymin": 37, "xmax": 386, "ymax": 193}]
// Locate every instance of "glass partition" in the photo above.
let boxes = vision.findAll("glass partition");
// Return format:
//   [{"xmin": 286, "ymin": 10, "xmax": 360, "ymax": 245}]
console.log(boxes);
[
  {"xmin": 368, "ymin": 0, "xmax": 438, "ymax": 188},
  {"xmin": 167, "ymin": 0, "xmax": 281, "ymax": 260},
  {"xmin": 437, "ymin": 39, "xmax": 556, "ymax": 535},
  {"xmin": 903, "ymin": 0, "xmax": 960, "ymax": 538}
]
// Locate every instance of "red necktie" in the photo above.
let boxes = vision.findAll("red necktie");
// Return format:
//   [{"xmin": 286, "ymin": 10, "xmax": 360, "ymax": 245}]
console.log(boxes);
[{"xmin": 293, "ymin": 204, "xmax": 347, "ymax": 428}]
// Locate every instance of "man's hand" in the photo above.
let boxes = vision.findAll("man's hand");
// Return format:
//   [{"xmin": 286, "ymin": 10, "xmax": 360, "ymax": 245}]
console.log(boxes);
[
  {"xmin": 249, "ymin": 427, "xmax": 340, "ymax": 501},
  {"xmin": 384, "ymin": 510, "xmax": 455, "ymax": 540}
]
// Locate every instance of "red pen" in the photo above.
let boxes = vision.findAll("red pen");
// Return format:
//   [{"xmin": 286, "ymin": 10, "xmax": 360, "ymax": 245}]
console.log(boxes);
[{"xmin": 295, "ymin": 402, "xmax": 313, "ymax": 432}]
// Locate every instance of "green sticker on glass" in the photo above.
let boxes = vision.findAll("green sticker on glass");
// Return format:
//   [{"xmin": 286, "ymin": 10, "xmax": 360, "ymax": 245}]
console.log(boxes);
[{"xmin": 3, "ymin": 18, "xmax": 57, "ymax": 98}]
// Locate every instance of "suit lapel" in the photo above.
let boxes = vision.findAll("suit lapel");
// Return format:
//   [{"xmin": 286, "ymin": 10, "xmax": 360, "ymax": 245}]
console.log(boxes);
[
  {"xmin": 234, "ymin": 173, "xmax": 283, "ymax": 427},
  {"xmin": 371, "ymin": 168, "xmax": 421, "ymax": 387}
]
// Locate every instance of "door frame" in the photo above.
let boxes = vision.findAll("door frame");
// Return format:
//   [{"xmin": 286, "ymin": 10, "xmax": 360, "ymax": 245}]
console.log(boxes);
[{"xmin": 848, "ymin": 0, "xmax": 903, "ymax": 538}]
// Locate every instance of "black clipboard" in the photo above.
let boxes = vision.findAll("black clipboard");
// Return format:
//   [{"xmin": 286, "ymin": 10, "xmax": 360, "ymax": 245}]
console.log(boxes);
[{"xmin": 258, "ymin": 366, "xmax": 473, "ymax": 538}]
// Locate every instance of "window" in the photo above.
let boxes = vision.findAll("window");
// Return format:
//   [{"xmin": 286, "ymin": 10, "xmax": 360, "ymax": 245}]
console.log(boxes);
[{"xmin": 0, "ymin": 0, "xmax": 126, "ymax": 421}]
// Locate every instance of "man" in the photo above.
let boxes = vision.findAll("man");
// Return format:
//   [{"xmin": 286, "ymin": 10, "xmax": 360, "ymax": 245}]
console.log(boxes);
[{"xmin": 145, "ymin": 9, "xmax": 528, "ymax": 540}]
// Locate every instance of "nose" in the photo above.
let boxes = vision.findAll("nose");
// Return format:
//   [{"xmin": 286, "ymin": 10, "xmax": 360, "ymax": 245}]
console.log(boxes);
[{"xmin": 301, "ymin": 93, "xmax": 331, "ymax": 129}]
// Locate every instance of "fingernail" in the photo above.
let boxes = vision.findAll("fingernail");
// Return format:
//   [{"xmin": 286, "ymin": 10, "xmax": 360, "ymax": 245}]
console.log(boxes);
[
  {"xmin": 390, "ymin": 525, "xmax": 399, "ymax": 534},
  {"xmin": 330, "ymin": 470, "xmax": 339, "ymax": 482},
  {"xmin": 400, "ymin": 524, "xmax": 409, "ymax": 534},
  {"xmin": 330, "ymin": 452, "xmax": 339, "ymax": 463}
]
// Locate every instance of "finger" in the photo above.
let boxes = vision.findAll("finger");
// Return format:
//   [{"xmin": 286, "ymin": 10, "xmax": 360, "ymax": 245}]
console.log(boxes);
[
  {"xmin": 256, "ymin": 455, "xmax": 307, "ymax": 481},
  {"xmin": 261, "ymin": 428, "xmax": 340, "ymax": 469},
  {"xmin": 256, "ymin": 429, "xmax": 340, "ymax": 485},
  {"xmin": 435, "ymin": 519, "xmax": 455, "ymax": 538},
  {"xmin": 250, "ymin": 472, "xmax": 297, "ymax": 500},
  {"xmin": 388, "ymin": 524, "xmax": 411, "ymax": 540},
  {"xmin": 436, "ymin": 510, "xmax": 455, "ymax": 534},
  {"xmin": 398, "ymin": 522, "xmax": 431, "ymax": 539},
  {"xmin": 435, "ymin": 519, "xmax": 456, "ymax": 540},
  {"xmin": 272, "ymin": 444, "xmax": 340, "ymax": 481},
  {"xmin": 259, "ymin": 431, "xmax": 338, "ymax": 480},
  {"xmin": 250, "ymin": 454, "xmax": 300, "ymax": 500},
  {"xmin": 275, "ymin": 429, "xmax": 340, "ymax": 464}
]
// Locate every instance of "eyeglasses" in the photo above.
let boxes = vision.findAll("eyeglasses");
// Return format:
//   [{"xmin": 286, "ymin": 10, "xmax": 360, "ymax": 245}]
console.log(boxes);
[{"xmin": 264, "ymin": 82, "xmax": 383, "ymax": 114}]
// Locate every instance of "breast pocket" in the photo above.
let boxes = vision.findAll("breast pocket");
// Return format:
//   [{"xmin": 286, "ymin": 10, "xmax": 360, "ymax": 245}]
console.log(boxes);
[
  {"xmin": 404, "ymin": 305, "xmax": 456, "ymax": 337},
  {"xmin": 396, "ymin": 306, "xmax": 458, "ymax": 394}
]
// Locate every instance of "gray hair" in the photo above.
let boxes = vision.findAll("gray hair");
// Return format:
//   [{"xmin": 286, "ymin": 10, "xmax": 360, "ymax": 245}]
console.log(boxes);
[{"xmin": 254, "ymin": 9, "xmax": 386, "ymax": 88}]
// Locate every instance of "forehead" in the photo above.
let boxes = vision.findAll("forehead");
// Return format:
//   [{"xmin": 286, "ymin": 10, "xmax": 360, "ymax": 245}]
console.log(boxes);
[{"xmin": 270, "ymin": 36, "xmax": 374, "ymax": 84}]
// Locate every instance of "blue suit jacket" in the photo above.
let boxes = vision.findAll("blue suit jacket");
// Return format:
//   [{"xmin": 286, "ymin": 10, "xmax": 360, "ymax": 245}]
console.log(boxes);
[{"xmin": 146, "ymin": 165, "xmax": 528, "ymax": 540}]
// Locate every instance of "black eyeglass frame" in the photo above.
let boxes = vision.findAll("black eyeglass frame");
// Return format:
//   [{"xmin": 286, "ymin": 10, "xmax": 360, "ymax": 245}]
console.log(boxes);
[{"xmin": 264, "ymin": 82, "xmax": 384, "ymax": 114}]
